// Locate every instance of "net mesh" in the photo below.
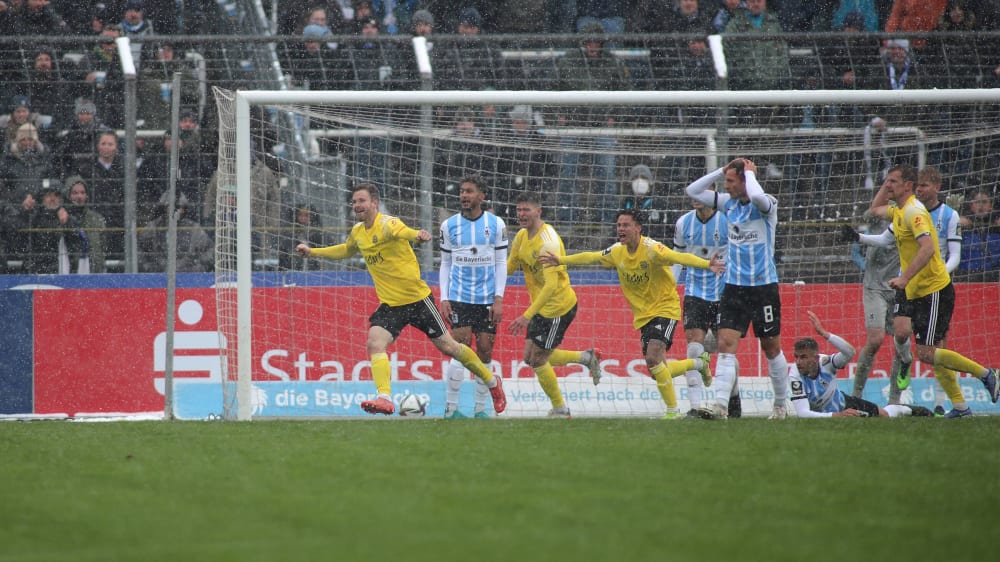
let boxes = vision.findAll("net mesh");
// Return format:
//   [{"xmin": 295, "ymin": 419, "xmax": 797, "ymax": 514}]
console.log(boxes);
[{"xmin": 215, "ymin": 88, "xmax": 1000, "ymax": 419}]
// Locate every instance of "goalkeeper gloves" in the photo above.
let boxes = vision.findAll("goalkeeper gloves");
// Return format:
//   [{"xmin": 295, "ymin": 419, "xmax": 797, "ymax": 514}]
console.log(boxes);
[
  {"xmin": 839, "ymin": 225, "xmax": 860, "ymax": 243},
  {"xmin": 945, "ymin": 192, "xmax": 965, "ymax": 212}
]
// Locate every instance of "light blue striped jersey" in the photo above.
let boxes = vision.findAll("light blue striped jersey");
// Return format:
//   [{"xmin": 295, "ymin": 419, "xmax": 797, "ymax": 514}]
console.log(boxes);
[
  {"xmin": 789, "ymin": 355, "xmax": 847, "ymax": 414},
  {"xmin": 673, "ymin": 209, "xmax": 727, "ymax": 302},
  {"xmin": 439, "ymin": 211, "xmax": 508, "ymax": 305},
  {"xmin": 927, "ymin": 202, "xmax": 962, "ymax": 260},
  {"xmin": 722, "ymin": 195, "xmax": 779, "ymax": 286}
]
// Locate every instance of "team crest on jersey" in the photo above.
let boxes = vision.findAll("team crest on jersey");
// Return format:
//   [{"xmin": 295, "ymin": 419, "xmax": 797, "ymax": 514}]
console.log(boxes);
[
  {"xmin": 640, "ymin": 261, "xmax": 648, "ymax": 269},
  {"xmin": 372, "ymin": 235, "xmax": 378, "ymax": 244},
  {"xmin": 484, "ymin": 226, "xmax": 490, "ymax": 238}
]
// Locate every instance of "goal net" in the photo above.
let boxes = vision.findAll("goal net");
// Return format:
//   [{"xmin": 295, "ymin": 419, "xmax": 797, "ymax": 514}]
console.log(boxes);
[{"xmin": 212, "ymin": 88, "xmax": 1000, "ymax": 420}]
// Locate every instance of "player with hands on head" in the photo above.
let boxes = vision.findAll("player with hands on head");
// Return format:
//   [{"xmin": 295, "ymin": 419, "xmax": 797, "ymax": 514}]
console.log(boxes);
[
  {"xmin": 540, "ymin": 208, "xmax": 723, "ymax": 419},
  {"xmin": 685, "ymin": 157, "xmax": 790, "ymax": 420},
  {"xmin": 506, "ymin": 191, "xmax": 602, "ymax": 418},
  {"xmin": 438, "ymin": 175, "xmax": 508, "ymax": 419},
  {"xmin": 789, "ymin": 311, "xmax": 934, "ymax": 418},
  {"xmin": 296, "ymin": 183, "xmax": 506, "ymax": 416}
]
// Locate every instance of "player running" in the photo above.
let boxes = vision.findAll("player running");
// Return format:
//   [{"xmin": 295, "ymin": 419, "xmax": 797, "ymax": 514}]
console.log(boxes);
[{"xmin": 296, "ymin": 183, "xmax": 506, "ymax": 416}]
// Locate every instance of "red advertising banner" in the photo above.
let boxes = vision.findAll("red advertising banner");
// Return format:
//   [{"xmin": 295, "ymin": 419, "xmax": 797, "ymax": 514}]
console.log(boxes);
[{"xmin": 31, "ymin": 284, "xmax": 1000, "ymax": 415}]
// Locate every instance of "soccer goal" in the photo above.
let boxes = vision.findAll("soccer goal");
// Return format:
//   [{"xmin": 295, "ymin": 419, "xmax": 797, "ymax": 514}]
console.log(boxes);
[{"xmin": 213, "ymin": 87, "xmax": 1000, "ymax": 420}]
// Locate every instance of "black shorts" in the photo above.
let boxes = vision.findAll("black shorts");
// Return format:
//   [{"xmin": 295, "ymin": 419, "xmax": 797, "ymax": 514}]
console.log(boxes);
[
  {"xmin": 447, "ymin": 301, "xmax": 497, "ymax": 334},
  {"xmin": 717, "ymin": 283, "xmax": 781, "ymax": 339},
  {"xmin": 844, "ymin": 395, "xmax": 882, "ymax": 418},
  {"xmin": 893, "ymin": 289, "xmax": 914, "ymax": 318},
  {"xmin": 525, "ymin": 304, "xmax": 577, "ymax": 351},
  {"xmin": 369, "ymin": 296, "xmax": 448, "ymax": 340},
  {"xmin": 683, "ymin": 295, "xmax": 719, "ymax": 332},
  {"xmin": 909, "ymin": 282, "xmax": 956, "ymax": 347},
  {"xmin": 639, "ymin": 317, "xmax": 678, "ymax": 356}
]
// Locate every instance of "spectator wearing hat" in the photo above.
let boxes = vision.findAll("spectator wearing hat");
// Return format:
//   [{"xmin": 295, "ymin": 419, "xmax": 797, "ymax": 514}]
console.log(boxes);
[
  {"xmin": 619, "ymin": 164, "xmax": 671, "ymax": 242},
  {"xmin": 284, "ymin": 22, "xmax": 349, "ymax": 91},
  {"xmin": 20, "ymin": 48, "xmax": 76, "ymax": 132},
  {"xmin": 64, "ymin": 175, "xmax": 106, "ymax": 273},
  {"xmin": 0, "ymin": 123, "xmax": 56, "ymax": 209},
  {"xmin": 138, "ymin": 112, "xmax": 215, "ymax": 223},
  {"xmin": 412, "ymin": 8, "xmax": 434, "ymax": 37},
  {"xmin": 54, "ymin": 97, "xmax": 110, "ymax": 178},
  {"xmin": 19, "ymin": 182, "xmax": 85, "ymax": 274},
  {"xmin": 121, "ymin": 1, "xmax": 154, "ymax": 66},
  {"xmin": 433, "ymin": 6, "xmax": 498, "ymax": 90},
  {"xmin": 138, "ymin": 191, "xmax": 214, "ymax": 273},
  {"xmin": 78, "ymin": 24, "xmax": 126, "ymax": 129},
  {"xmin": 137, "ymin": 42, "xmax": 206, "ymax": 130},
  {"xmin": 0, "ymin": 96, "xmax": 49, "ymax": 154},
  {"xmin": 457, "ymin": 6, "xmax": 482, "ymax": 33}
]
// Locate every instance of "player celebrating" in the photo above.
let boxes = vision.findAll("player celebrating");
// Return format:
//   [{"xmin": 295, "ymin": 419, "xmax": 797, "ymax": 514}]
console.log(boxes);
[
  {"xmin": 439, "ymin": 175, "xmax": 508, "ymax": 419},
  {"xmin": 686, "ymin": 158, "xmax": 790, "ymax": 420},
  {"xmin": 789, "ymin": 311, "xmax": 934, "ymax": 418},
  {"xmin": 673, "ymin": 198, "xmax": 739, "ymax": 417},
  {"xmin": 507, "ymin": 191, "xmax": 601, "ymax": 418},
  {"xmin": 868, "ymin": 165, "xmax": 997, "ymax": 417},
  {"xmin": 540, "ymin": 208, "xmax": 720, "ymax": 419},
  {"xmin": 296, "ymin": 183, "xmax": 506, "ymax": 416}
]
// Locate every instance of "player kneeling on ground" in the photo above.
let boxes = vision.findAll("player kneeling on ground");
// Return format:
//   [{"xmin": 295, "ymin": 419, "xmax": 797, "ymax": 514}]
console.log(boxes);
[{"xmin": 790, "ymin": 311, "xmax": 933, "ymax": 418}]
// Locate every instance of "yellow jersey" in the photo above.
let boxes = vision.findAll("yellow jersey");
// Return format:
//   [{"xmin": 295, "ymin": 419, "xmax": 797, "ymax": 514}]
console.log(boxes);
[
  {"xmin": 562, "ymin": 237, "xmax": 711, "ymax": 329},
  {"xmin": 889, "ymin": 196, "xmax": 950, "ymax": 299},
  {"xmin": 508, "ymin": 223, "xmax": 577, "ymax": 319},
  {"xmin": 311, "ymin": 212, "xmax": 430, "ymax": 306}
]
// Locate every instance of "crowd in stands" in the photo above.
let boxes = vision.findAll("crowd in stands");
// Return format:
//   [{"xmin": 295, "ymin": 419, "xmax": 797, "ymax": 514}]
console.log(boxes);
[{"xmin": 0, "ymin": 0, "xmax": 999, "ymax": 277}]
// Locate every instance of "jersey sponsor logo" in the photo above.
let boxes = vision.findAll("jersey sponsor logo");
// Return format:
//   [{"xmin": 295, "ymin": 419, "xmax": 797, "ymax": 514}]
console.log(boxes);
[
  {"xmin": 621, "ymin": 270, "xmax": 650, "ymax": 284},
  {"xmin": 365, "ymin": 252, "xmax": 385, "ymax": 266},
  {"xmin": 790, "ymin": 379, "xmax": 804, "ymax": 396},
  {"xmin": 729, "ymin": 226, "xmax": 760, "ymax": 244}
]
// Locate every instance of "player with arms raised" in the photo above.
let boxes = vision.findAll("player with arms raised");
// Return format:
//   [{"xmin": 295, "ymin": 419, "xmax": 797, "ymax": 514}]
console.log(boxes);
[
  {"xmin": 296, "ymin": 183, "xmax": 506, "ymax": 416},
  {"xmin": 868, "ymin": 164, "xmax": 999, "ymax": 417},
  {"xmin": 439, "ymin": 175, "xmax": 508, "ymax": 418},
  {"xmin": 686, "ymin": 158, "xmax": 790, "ymax": 419},
  {"xmin": 507, "ymin": 191, "xmax": 601, "ymax": 418},
  {"xmin": 540, "ymin": 208, "xmax": 721, "ymax": 418}
]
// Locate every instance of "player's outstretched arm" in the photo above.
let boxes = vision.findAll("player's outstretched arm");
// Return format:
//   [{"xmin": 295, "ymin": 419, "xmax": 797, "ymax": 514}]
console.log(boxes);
[{"xmin": 298, "ymin": 242, "xmax": 354, "ymax": 260}]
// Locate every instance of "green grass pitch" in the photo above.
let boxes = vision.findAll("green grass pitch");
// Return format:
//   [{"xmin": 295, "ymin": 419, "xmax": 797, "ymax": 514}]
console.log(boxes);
[{"xmin": 1, "ymin": 417, "xmax": 996, "ymax": 562}]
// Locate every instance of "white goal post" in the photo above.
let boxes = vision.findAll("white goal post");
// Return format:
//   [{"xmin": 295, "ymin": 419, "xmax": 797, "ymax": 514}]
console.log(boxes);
[{"xmin": 216, "ymin": 88, "xmax": 1000, "ymax": 421}]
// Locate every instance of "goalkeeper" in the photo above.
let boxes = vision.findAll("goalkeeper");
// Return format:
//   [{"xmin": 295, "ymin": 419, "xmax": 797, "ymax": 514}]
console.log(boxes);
[
  {"xmin": 296, "ymin": 183, "xmax": 506, "ymax": 416},
  {"xmin": 539, "ymin": 208, "xmax": 722, "ymax": 419}
]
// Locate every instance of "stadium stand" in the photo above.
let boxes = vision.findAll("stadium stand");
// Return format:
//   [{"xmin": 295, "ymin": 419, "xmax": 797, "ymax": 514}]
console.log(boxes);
[{"xmin": 0, "ymin": 0, "xmax": 998, "ymax": 282}]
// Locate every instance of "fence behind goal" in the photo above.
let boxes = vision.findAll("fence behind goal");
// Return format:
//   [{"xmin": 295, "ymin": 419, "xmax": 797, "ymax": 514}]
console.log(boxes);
[{"xmin": 212, "ymin": 88, "xmax": 1000, "ymax": 420}]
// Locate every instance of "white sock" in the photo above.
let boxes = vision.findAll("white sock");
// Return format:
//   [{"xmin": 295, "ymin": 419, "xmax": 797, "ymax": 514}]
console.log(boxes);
[
  {"xmin": 932, "ymin": 378, "xmax": 946, "ymax": 408},
  {"xmin": 884, "ymin": 404, "xmax": 912, "ymax": 417},
  {"xmin": 685, "ymin": 342, "xmax": 706, "ymax": 409},
  {"xmin": 768, "ymin": 352, "xmax": 789, "ymax": 403},
  {"xmin": 445, "ymin": 358, "xmax": 465, "ymax": 414},
  {"xmin": 474, "ymin": 377, "xmax": 489, "ymax": 413},
  {"xmin": 894, "ymin": 337, "xmax": 912, "ymax": 364},
  {"xmin": 711, "ymin": 353, "xmax": 737, "ymax": 409}
]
